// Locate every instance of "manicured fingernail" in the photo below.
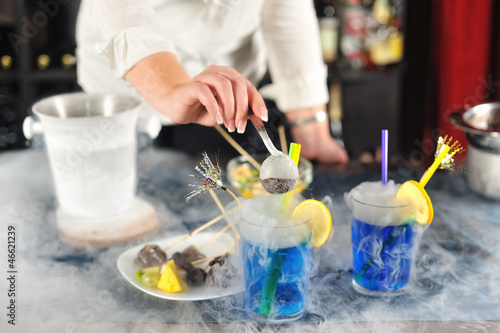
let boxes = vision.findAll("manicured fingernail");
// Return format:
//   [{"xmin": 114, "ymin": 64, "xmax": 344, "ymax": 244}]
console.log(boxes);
[
  {"xmin": 228, "ymin": 120, "xmax": 235, "ymax": 133},
  {"xmin": 216, "ymin": 112, "xmax": 223, "ymax": 125},
  {"xmin": 261, "ymin": 108, "xmax": 268, "ymax": 122},
  {"xmin": 237, "ymin": 120, "xmax": 246, "ymax": 134}
]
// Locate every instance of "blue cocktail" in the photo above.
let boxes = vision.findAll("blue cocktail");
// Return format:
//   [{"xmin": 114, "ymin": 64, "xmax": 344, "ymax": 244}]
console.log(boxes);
[
  {"xmin": 239, "ymin": 208, "xmax": 311, "ymax": 323},
  {"xmin": 242, "ymin": 240, "xmax": 310, "ymax": 320},
  {"xmin": 351, "ymin": 217, "xmax": 415, "ymax": 294},
  {"xmin": 345, "ymin": 181, "xmax": 427, "ymax": 297}
]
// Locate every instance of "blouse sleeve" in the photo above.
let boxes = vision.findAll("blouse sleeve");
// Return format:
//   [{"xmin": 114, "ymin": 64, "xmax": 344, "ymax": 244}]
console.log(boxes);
[
  {"xmin": 89, "ymin": 0, "xmax": 176, "ymax": 78},
  {"xmin": 259, "ymin": 0, "xmax": 329, "ymax": 112}
]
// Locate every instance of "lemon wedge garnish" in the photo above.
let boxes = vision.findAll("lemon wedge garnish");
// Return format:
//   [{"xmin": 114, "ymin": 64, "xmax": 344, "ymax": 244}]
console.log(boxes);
[
  {"xmin": 396, "ymin": 180, "xmax": 433, "ymax": 225},
  {"xmin": 291, "ymin": 199, "xmax": 333, "ymax": 248}
]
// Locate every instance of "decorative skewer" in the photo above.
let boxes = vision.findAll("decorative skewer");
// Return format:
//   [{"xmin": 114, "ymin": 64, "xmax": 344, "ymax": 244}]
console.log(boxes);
[
  {"xmin": 169, "ymin": 153, "xmax": 243, "ymax": 252},
  {"xmin": 163, "ymin": 207, "xmax": 237, "ymax": 251},
  {"xmin": 202, "ymin": 248, "xmax": 234, "ymax": 271},
  {"xmin": 435, "ymin": 135, "xmax": 465, "ymax": 171},
  {"xmin": 419, "ymin": 146, "xmax": 450, "ymax": 187},
  {"xmin": 191, "ymin": 255, "xmax": 218, "ymax": 266},
  {"xmin": 278, "ymin": 125, "xmax": 288, "ymax": 156},
  {"xmin": 419, "ymin": 135, "xmax": 464, "ymax": 187},
  {"xmin": 209, "ymin": 189, "xmax": 240, "ymax": 239},
  {"xmin": 186, "ymin": 152, "xmax": 242, "ymax": 208},
  {"xmin": 214, "ymin": 125, "xmax": 261, "ymax": 170},
  {"xmin": 191, "ymin": 247, "xmax": 234, "ymax": 267},
  {"xmin": 199, "ymin": 224, "xmax": 232, "ymax": 250}
]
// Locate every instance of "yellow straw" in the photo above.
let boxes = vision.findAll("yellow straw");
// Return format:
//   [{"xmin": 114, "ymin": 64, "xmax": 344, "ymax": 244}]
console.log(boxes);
[
  {"xmin": 419, "ymin": 145, "xmax": 451, "ymax": 187},
  {"xmin": 282, "ymin": 143, "xmax": 301, "ymax": 213},
  {"xmin": 292, "ymin": 143, "xmax": 301, "ymax": 166}
]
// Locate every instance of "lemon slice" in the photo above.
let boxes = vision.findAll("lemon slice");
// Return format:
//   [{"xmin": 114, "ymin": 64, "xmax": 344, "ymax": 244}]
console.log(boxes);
[
  {"xmin": 395, "ymin": 180, "xmax": 433, "ymax": 225},
  {"xmin": 291, "ymin": 199, "xmax": 332, "ymax": 248}
]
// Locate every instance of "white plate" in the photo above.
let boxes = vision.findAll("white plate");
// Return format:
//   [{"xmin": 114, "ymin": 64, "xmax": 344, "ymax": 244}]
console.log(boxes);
[{"xmin": 117, "ymin": 232, "xmax": 243, "ymax": 301}]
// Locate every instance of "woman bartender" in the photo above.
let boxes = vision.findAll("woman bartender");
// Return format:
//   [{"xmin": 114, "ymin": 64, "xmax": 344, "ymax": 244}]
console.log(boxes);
[{"xmin": 75, "ymin": 0, "xmax": 348, "ymax": 163}]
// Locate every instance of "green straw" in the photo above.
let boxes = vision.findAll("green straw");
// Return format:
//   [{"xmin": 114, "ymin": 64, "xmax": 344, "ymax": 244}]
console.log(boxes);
[
  {"xmin": 259, "ymin": 143, "xmax": 301, "ymax": 316},
  {"xmin": 258, "ymin": 249, "xmax": 286, "ymax": 316}
]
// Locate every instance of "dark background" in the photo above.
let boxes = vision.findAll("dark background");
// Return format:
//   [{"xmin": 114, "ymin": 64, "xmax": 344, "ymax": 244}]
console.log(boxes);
[{"xmin": 0, "ymin": 0, "xmax": 497, "ymax": 161}]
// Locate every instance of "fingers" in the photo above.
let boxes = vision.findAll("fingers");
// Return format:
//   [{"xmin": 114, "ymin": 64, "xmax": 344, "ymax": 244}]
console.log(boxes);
[
  {"xmin": 193, "ymin": 73, "xmax": 235, "ymax": 130},
  {"xmin": 247, "ymin": 83, "xmax": 268, "ymax": 123},
  {"xmin": 191, "ymin": 82, "xmax": 222, "ymax": 125},
  {"xmin": 195, "ymin": 65, "xmax": 267, "ymax": 133},
  {"xmin": 232, "ymin": 76, "xmax": 248, "ymax": 134}
]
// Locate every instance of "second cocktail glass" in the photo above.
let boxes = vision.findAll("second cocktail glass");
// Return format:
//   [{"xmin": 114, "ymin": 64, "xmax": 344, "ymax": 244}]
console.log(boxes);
[
  {"xmin": 347, "ymin": 181, "xmax": 428, "ymax": 297},
  {"xmin": 239, "ymin": 213, "xmax": 312, "ymax": 323}
]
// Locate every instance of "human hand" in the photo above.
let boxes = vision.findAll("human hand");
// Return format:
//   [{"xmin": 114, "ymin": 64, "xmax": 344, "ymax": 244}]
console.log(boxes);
[
  {"xmin": 125, "ymin": 53, "xmax": 268, "ymax": 132},
  {"xmin": 286, "ymin": 107, "xmax": 349, "ymax": 164},
  {"xmin": 164, "ymin": 65, "xmax": 268, "ymax": 132}
]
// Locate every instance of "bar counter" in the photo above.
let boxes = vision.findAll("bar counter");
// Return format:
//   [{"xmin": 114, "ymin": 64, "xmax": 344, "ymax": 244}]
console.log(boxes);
[{"xmin": 1, "ymin": 147, "xmax": 499, "ymax": 332}]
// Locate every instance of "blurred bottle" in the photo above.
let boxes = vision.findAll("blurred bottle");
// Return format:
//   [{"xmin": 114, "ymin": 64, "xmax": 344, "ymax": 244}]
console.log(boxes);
[
  {"xmin": 367, "ymin": 0, "xmax": 404, "ymax": 68},
  {"xmin": 315, "ymin": 0, "xmax": 340, "ymax": 68},
  {"xmin": 61, "ymin": 53, "xmax": 76, "ymax": 69},
  {"xmin": 37, "ymin": 54, "xmax": 51, "ymax": 70},
  {"xmin": 339, "ymin": 0, "xmax": 367, "ymax": 70},
  {"xmin": 1, "ymin": 55, "xmax": 13, "ymax": 70},
  {"xmin": 0, "ymin": 27, "xmax": 15, "ymax": 70}
]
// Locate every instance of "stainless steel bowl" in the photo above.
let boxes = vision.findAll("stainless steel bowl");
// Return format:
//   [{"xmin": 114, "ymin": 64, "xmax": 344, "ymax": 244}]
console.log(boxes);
[
  {"xmin": 450, "ymin": 103, "xmax": 500, "ymax": 154},
  {"xmin": 463, "ymin": 102, "xmax": 500, "ymax": 131},
  {"xmin": 450, "ymin": 103, "xmax": 500, "ymax": 200}
]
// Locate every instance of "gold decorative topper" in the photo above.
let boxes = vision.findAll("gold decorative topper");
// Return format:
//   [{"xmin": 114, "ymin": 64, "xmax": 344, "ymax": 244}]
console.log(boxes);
[
  {"xmin": 435, "ymin": 135, "xmax": 465, "ymax": 171},
  {"xmin": 185, "ymin": 152, "xmax": 242, "ymax": 207},
  {"xmin": 186, "ymin": 152, "xmax": 226, "ymax": 203}
]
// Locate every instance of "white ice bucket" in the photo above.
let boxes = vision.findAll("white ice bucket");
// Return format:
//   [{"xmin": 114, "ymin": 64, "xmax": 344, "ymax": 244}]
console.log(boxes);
[{"xmin": 25, "ymin": 93, "xmax": 147, "ymax": 218}]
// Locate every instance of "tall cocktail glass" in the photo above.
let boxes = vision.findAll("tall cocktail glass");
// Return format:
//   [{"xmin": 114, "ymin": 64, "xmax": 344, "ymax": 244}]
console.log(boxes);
[
  {"xmin": 239, "ymin": 211, "xmax": 311, "ymax": 323},
  {"xmin": 346, "ymin": 181, "xmax": 427, "ymax": 297}
]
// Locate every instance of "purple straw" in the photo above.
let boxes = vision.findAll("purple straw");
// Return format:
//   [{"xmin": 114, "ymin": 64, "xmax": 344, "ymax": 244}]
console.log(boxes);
[{"xmin": 382, "ymin": 129, "xmax": 388, "ymax": 185}]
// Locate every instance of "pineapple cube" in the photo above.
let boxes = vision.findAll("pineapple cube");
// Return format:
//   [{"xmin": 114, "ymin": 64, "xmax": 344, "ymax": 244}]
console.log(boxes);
[{"xmin": 157, "ymin": 260, "xmax": 188, "ymax": 293}]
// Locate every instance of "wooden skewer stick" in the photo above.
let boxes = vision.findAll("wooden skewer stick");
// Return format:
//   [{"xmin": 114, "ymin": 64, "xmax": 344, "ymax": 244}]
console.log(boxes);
[
  {"xmin": 278, "ymin": 125, "xmax": 288, "ymax": 156},
  {"xmin": 214, "ymin": 125, "xmax": 261, "ymax": 170},
  {"xmin": 222, "ymin": 188, "xmax": 242, "ymax": 208},
  {"xmin": 210, "ymin": 188, "xmax": 226, "ymax": 212},
  {"xmin": 163, "ymin": 207, "xmax": 237, "ymax": 251},
  {"xmin": 191, "ymin": 255, "xmax": 217, "ymax": 266},
  {"xmin": 191, "ymin": 249, "xmax": 233, "ymax": 267},
  {"xmin": 209, "ymin": 189, "xmax": 240, "ymax": 239},
  {"xmin": 199, "ymin": 224, "xmax": 232, "ymax": 250},
  {"xmin": 200, "ymin": 245, "xmax": 235, "ymax": 270}
]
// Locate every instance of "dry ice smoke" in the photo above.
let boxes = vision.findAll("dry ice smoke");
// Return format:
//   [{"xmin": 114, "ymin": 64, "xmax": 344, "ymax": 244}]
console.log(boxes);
[
  {"xmin": 1, "ymin": 148, "xmax": 499, "ymax": 332},
  {"xmin": 344, "ymin": 180, "xmax": 403, "ymax": 208},
  {"xmin": 233, "ymin": 195, "xmax": 310, "ymax": 249},
  {"xmin": 344, "ymin": 180, "xmax": 412, "ymax": 226},
  {"xmin": 236, "ymin": 194, "xmax": 303, "ymax": 225}
]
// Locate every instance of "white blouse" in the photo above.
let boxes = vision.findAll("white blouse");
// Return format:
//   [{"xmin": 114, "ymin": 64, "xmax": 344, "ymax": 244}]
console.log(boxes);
[{"xmin": 75, "ymin": 0, "xmax": 328, "ymax": 124}]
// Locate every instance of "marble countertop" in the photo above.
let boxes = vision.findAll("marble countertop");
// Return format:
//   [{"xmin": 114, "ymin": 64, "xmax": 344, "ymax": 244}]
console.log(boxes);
[{"xmin": 1, "ymin": 147, "xmax": 499, "ymax": 332}]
